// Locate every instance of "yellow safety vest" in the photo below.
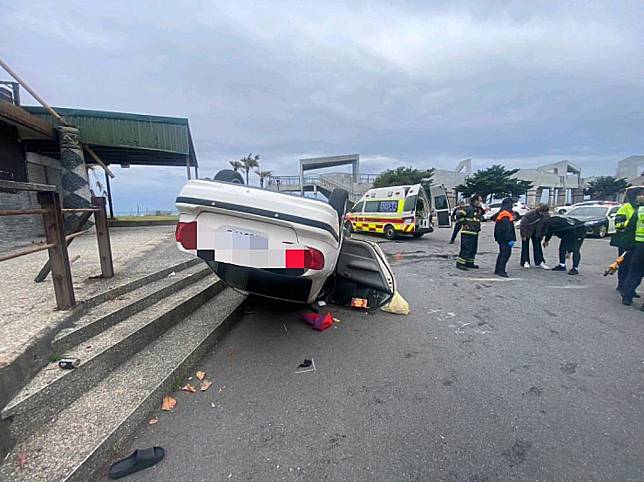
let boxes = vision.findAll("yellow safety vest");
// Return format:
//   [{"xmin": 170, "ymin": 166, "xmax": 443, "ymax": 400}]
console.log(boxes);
[{"xmin": 636, "ymin": 206, "xmax": 644, "ymax": 243}]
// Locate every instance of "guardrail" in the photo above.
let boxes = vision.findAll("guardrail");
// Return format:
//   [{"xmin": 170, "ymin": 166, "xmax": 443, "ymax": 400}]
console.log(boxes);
[{"xmin": 0, "ymin": 180, "xmax": 113, "ymax": 310}]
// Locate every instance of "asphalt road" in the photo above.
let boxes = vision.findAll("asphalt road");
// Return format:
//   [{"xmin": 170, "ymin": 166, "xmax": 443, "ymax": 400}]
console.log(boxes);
[{"xmin": 119, "ymin": 224, "xmax": 643, "ymax": 482}]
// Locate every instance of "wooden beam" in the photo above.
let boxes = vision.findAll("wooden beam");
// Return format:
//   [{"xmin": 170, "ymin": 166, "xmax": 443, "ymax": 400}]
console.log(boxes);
[
  {"xmin": 0, "ymin": 100, "xmax": 57, "ymax": 139},
  {"xmin": 0, "ymin": 179, "xmax": 56, "ymax": 193},
  {"xmin": 0, "ymin": 242, "xmax": 56, "ymax": 262},
  {"xmin": 37, "ymin": 191, "xmax": 75, "ymax": 309},
  {"xmin": 84, "ymin": 145, "xmax": 115, "ymax": 179},
  {"xmin": 92, "ymin": 196, "xmax": 114, "ymax": 278}
]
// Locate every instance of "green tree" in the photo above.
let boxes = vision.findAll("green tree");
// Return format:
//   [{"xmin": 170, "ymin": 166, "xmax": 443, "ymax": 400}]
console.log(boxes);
[
  {"xmin": 256, "ymin": 170, "xmax": 272, "ymax": 189},
  {"xmin": 229, "ymin": 160, "xmax": 243, "ymax": 171},
  {"xmin": 237, "ymin": 153, "xmax": 260, "ymax": 185},
  {"xmin": 584, "ymin": 176, "xmax": 630, "ymax": 201},
  {"xmin": 372, "ymin": 166, "xmax": 434, "ymax": 188},
  {"xmin": 455, "ymin": 164, "xmax": 533, "ymax": 202}
]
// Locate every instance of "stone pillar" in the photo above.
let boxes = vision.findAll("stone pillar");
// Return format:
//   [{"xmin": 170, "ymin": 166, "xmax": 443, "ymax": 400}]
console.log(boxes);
[
  {"xmin": 58, "ymin": 126, "xmax": 91, "ymax": 231},
  {"xmin": 526, "ymin": 189, "xmax": 538, "ymax": 208},
  {"xmin": 556, "ymin": 188, "xmax": 566, "ymax": 206},
  {"xmin": 571, "ymin": 188, "xmax": 585, "ymax": 204}
]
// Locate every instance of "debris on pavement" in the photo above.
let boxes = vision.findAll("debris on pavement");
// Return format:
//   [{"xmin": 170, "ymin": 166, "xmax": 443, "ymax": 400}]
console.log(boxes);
[
  {"xmin": 218, "ymin": 385, "xmax": 226, "ymax": 394},
  {"xmin": 58, "ymin": 357, "xmax": 80, "ymax": 369},
  {"xmin": 200, "ymin": 380, "xmax": 213, "ymax": 391},
  {"xmin": 317, "ymin": 300, "xmax": 327, "ymax": 307},
  {"xmin": 167, "ymin": 271, "xmax": 176, "ymax": 277},
  {"xmin": 333, "ymin": 317, "xmax": 341, "ymax": 323},
  {"xmin": 196, "ymin": 371, "xmax": 206, "ymax": 381},
  {"xmin": 181, "ymin": 383, "xmax": 197, "ymax": 393},
  {"xmin": 161, "ymin": 396, "xmax": 176, "ymax": 411},
  {"xmin": 16, "ymin": 452, "xmax": 28, "ymax": 468},
  {"xmin": 298, "ymin": 359, "xmax": 313, "ymax": 369},
  {"xmin": 301, "ymin": 311, "xmax": 333, "ymax": 331},
  {"xmin": 381, "ymin": 291, "xmax": 409, "ymax": 315},
  {"xmin": 148, "ymin": 417, "xmax": 159, "ymax": 425},
  {"xmin": 296, "ymin": 358, "xmax": 317, "ymax": 373},
  {"xmin": 350, "ymin": 297, "xmax": 368, "ymax": 309}
]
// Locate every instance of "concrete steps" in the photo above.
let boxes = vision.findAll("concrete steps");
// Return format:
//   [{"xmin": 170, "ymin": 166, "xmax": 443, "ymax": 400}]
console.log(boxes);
[
  {"xmin": 52, "ymin": 263, "xmax": 211, "ymax": 353},
  {"xmin": 0, "ymin": 287, "xmax": 245, "ymax": 482},
  {"xmin": 2, "ymin": 274, "xmax": 224, "ymax": 440}
]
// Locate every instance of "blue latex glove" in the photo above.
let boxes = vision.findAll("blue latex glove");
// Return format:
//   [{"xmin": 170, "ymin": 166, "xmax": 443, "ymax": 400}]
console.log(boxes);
[{"xmin": 508, "ymin": 240, "xmax": 516, "ymax": 248}]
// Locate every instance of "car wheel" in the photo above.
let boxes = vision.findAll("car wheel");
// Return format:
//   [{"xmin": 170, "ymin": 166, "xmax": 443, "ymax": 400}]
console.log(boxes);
[
  {"xmin": 384, "ymin": 224, "xmax": 397, "ymax": 240},
  {"xmin": 344, "ymin": 221, "xmax": 353, "ymax": 235},
  {"xmin": 328, "ymin": 188, "xmax": 350, "ymax": 222},
  {"xmin": 213, "ymin": 169, "xmax": 244, "ymax": 184},
  {"xmin": 597, "ymin": 224, "xmax": 608, "ymax": 238}
]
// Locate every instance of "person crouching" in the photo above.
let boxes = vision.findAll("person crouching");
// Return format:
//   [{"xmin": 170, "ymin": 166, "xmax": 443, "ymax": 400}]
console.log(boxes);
[{"xmin": 494, "ymin": 198, "xmax": 517, "ymax": 278}]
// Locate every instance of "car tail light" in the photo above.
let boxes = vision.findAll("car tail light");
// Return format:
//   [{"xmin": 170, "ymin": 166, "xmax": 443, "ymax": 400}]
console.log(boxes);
[
  {"xmin": 175, "ymin": 221, "xmax": 197, "ymax": 250},
  {"xmin": 285, "ymin": 247, "xmax": 325, "ymax": 270}
]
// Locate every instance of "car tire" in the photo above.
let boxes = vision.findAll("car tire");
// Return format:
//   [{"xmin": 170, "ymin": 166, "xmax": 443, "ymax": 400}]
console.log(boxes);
[
  {"xmin": 384, "ymin": 224, "xmax": 397, "ymax": 240},
  {"xmin": 214, "ymin": 169, "xmax": 244, "ymax": 184},
  {"xmin": 328, "ymin": 188, "xmax": 350, "ymax": 221},
  {"xmin": 597, "ymin": 223, "xmax": 608, "ymax": 238},
  {"xmin": 413, "ymin": 232, "xmax": 424, "ymax": 238},
  {"xmin": 344, "ymin": 221, "xmax": 353, "ymax": 235}
]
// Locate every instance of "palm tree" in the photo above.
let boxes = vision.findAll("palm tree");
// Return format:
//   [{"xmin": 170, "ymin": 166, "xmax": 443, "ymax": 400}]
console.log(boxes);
[
  {"xmin": 239, "ymin": 153, "xmax": 260, "ymax": 185},
  {"xmin": 229, "ymin": 160, "xmax": 243, "ymax": 172},
  {"xmin": 256, "ymin": 170, "xmax": 272, "ymax": 189}
]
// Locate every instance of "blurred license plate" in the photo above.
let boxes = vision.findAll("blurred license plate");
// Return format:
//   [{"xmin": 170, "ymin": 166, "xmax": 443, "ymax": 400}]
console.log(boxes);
[{"xmin": 215, "ymin": 229, "xmax": 268, "ymax": 250}]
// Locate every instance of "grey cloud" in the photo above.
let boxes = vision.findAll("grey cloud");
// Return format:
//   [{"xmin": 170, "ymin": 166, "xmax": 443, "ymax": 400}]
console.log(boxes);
[{"xmin": 2, "ymin": 1, "xmax": 643, "ymax": 211}]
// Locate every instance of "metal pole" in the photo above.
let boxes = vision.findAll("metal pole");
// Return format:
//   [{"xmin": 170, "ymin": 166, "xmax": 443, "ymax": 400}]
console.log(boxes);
[
  {"xmin": 0, "ymin": 57, "xmax": 70, "ymax": 126},
  {"xmin": 194, "ymin": 164, "xmax": 199, "ymax": 179},
  {"xmin": 186, "ymin": 157, "xmax": 191, "ymax": 180},
  {"xmin": 105, "ymin": 171, "xmax": 114, "ymax": 219}
]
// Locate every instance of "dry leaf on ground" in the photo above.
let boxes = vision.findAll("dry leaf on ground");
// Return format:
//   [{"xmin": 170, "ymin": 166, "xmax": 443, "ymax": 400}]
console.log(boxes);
[
  {"xmin": 218, "ymin": 385, "xmax": 226, "ymax": 394},
  {"xmin": 148, "ymin": 417, "xmax": 159, "ymax": 425},
  {"xmin": 181, "ymin": 383, "xmax": 197, "ymax": 393},
  {"xmin": 200, "ymin": 380, "xmax": 213, "ymax": 391},
  {"xmin": 196, "ymin": 371, "xmax": 206, "ymax": 381},
  {"xmin": 16, "ymin": 452, "xmax": 28, "ymax": 468},
  {"xmin": 161, "ymin": 395, "xmax": 176, "ymax": 411}
]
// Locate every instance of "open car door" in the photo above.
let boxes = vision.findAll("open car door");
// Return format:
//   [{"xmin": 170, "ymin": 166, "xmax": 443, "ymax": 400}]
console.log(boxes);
[
  {"xmin": 326, "ymin": 238, "xmax": 395, "ymax": 311},
  {"xmin": 430, "ymin": 184, "xmax": 451, "ymax": 227}
]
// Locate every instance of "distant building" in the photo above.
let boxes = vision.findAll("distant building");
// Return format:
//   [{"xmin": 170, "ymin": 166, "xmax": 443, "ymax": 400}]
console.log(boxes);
[{"xmin": 616, "ymin": 155, "xmax": 644, "ymax": 182}]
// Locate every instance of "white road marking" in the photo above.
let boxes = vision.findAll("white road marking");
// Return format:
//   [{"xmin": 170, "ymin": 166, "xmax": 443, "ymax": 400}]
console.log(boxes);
[
  {"xmin": 547, "ymin": 285, "xmax": 589, "ymax": 289},
  {"xmin": 452, "ymin": 277, "xmax": 525, "ymax": 282}
]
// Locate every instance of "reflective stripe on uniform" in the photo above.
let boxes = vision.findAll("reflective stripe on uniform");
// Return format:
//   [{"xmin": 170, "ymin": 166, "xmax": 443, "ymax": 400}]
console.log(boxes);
[{"xmin": 636, "ymin": 206, "xmax": 644, "ymax": 243}]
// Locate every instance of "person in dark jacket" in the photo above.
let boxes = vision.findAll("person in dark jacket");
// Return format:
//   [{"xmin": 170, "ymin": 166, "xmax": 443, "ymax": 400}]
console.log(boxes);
[
  {"xmin": 449, "ymin": 203, "xmax": 465, "ymax": 244},
  {"xmin": 494, "ymin": 198, "xmax": 517, "ymax": 277},
  {"xmin": 455, "ymin": 195, "xmax": 483, "ymax": 270},
  {"xmin": 542, "ymin": 215, "xmax": 587, "ymax": 275},
  {"xmin": 519, "ymin": 204, "xmax": 550, "ymax": 269}
]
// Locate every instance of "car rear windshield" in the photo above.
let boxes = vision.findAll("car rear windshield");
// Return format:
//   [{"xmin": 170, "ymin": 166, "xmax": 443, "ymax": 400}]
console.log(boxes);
[{"xmin": 568, "ymin": 207, "xmax": 607, "ymax": 216}]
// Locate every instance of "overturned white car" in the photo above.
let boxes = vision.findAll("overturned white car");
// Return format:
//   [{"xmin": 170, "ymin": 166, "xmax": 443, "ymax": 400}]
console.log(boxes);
[{"xmin": 175, "ymin": 170, "xmax": 396, "ymax": 310}]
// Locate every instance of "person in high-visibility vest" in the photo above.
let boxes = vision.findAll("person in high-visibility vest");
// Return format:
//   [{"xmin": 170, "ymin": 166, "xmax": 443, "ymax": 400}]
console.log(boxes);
[
  {"xmin": 455, "ymin": 194, "xmax": 484, "ymax": 270},
  {"xmin": 611, "ymin": 187, "xmax": 644, "ymax": 296},
  {"xmin": 621, "ymin": 192, "xmax": 644, "ymax": 308},
  {"xmin": 494, "ymin": 198, "xmax": 517, "ymax": 277}
]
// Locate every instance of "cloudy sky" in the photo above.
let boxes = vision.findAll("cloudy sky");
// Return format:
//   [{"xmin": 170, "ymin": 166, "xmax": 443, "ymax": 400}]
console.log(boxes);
[{"xmin": 3, "ymin": 1, "xmax": 643, "ymax": 212}]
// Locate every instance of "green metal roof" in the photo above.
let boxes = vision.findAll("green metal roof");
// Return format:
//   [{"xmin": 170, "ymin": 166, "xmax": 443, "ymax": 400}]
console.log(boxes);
[{"xmin": 21, "ymin": 106, "xmax": 197, "ymax": 167}]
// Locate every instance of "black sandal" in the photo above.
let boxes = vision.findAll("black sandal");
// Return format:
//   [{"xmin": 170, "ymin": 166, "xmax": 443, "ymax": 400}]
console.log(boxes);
[{"xmin": 109, "ymin": 446, "xmax": 165, "ymax": 479}]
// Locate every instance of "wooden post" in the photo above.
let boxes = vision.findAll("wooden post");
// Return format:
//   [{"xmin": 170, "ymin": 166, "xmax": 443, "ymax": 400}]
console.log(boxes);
[
  {"xmin": 37, "ymin": 191, "xmax": 75, "ymax": 310},
  {"xmin": 92, "ymin": 196, "xmax": 114, "ymax": 278}
]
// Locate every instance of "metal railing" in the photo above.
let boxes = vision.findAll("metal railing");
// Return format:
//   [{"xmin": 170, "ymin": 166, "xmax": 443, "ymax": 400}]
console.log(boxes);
[{"xmin": 0, "ymin": 180, "xmax": 113, "ymax": 310}]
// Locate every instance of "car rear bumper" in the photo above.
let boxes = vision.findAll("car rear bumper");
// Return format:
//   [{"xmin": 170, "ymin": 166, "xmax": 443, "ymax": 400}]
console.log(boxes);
[{"xmin": 206, "ymin": 261, "xmax": 314, "ymax": 303}]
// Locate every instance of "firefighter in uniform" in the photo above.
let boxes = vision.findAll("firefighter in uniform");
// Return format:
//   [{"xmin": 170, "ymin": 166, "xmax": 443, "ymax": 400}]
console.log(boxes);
[
  {"xmin": 621, "ymin": 192, "xmax": 644, "ymax": 308},
  {"xmin": 455, "ymin": 194, "xmax": 484, "ymax": 270},
  {"xmin": 612, "ymin": 187, "xmax": 644, "ymax": 296}
]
